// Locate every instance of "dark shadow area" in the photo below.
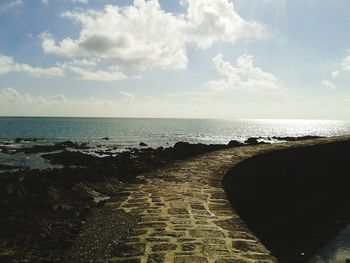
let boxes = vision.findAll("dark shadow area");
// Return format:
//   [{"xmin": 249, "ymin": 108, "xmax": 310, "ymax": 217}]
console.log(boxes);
[{"xmin": 223, "ymin": 140, "xmax": 350, "ymax": 263}]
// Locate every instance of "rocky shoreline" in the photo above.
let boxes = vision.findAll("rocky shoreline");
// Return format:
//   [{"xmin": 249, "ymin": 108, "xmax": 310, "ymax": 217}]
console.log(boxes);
[{"xmin": 0, "ymin": 136, "xmax": 323, "ymax": 262}]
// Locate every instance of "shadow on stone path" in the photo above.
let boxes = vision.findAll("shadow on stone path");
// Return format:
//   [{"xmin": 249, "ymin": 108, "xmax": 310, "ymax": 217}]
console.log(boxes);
[{"xmin": 100, "ymin": 136, "xmax": 350, "ymax": 263}]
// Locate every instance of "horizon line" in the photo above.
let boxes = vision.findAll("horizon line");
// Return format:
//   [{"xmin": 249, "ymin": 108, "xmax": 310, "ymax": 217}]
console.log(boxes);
[{"xmin": 0, "ymin": 116, "xmax": 349, "ymax": 121}]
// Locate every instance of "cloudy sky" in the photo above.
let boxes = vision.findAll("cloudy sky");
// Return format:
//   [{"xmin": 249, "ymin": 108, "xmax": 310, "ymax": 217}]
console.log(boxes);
[{"xmin": 0, "ymin": 0, "xmax": 350, "ymax": 119}]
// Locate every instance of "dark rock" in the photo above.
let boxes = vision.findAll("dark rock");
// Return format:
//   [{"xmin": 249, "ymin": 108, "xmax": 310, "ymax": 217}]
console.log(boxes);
[
  {"xmin": 78, "ymin": 142, "xmax": 89, "ymax": 149},
  {"xmin": 182, "ymin": 242, "xmax": 195, "ymax": 251},
  {"xmin": 55, "ymin": 141, "xmax": 77, "ymax": 148},
  {"xmin": 173, "ymin": 142, "xmax": 225, "ymax": 158},
  {"xmin": 147, "ymin": 253, "xmax": 165, "ymax": 263},
  {"xmin": 173, "ymin": 141, "xmax": 194, "ymax": 151},
  {"xmin": 168, "ymin": 208, "xmax": 188, "ymax": 215},
  {"xmin": 151, "ymin": 244, "xmax": 177, "ymax": 251},
  {"xmin": 14, "ymin": 138, "xmax": 38, "ymax": 143},
  {"xmin": 175, "ymin": 256, "xmax": 207, "ymax": 263},
  {"xmin": 140, "ymin": 142, "xmax": 148, "ymax": 146},
  {"xmin": 0, "ymin": 253, "xmax": 14, "ymax": 263},
  {"xmin": 19, "ymin": 141, "xmax": 78, "ymax": 154},
  {"xmin": 111, "ymin": 243, "xmax": 145, "ymax": 257},
  {"xmin": 0, "ymin": 164, "xmax": 21, "ymax": 171},
  {"xmin": 227, "ymin": 140, "xmax": 243, "ymax": 147},
  {"xmin": 102, "ymin": 137, "xmax": 109, "ymax": 140},
  {"xmin": 244, "ymin": 137, "xmax": 269, "ymax": 145},
  {"xmin": 244, "ymin": 137, "xmax": 260, "ymax": 145},
  {"xmin": 272, "ymin": 135, "xmax": 324, "ymax": 141}
]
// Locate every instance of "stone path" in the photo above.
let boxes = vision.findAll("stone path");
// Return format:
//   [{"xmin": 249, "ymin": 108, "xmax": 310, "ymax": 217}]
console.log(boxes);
[{"xmin": 103, "ymin": 136, "xmax": 349, "ymax": 263}]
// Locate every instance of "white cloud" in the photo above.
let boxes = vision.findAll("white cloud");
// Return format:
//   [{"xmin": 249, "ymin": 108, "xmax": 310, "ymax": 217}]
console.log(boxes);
[
  {"xmin": 40, "ymin": 3, "xmax": 188, "ymax": 70},
  {"xmin": 120, "ymin": 91, "xmax": 135, "ymax": 103},
  {"xmin": 60, "ymin": 58, "xmax": 99, "ymax": 67},
  {"xmin": 0, "ymin": 88, "xmax": 138, "ymax": 117},
  {"xmin": 183, "ymin": 0, "xmax": 265, "ymax": 49},
  {"xmin": 2, "ymin": 87, "xmax": 20, "ymax": 100},
  {"xmin": 1, "ymin": 87, "xmax": 349, "ymax": 119},
  {"xmin": 69, "ymin": 66, "xmax": 127, "ymax": 81},
  {"xmin": 206, "ymin": 53, "xmax": 278, "ymax": 91},
  {"xmin": 0, "ymin": 52, "xmax": 129, "ymax": 81},
  {"xmin": 0, "ymin": 53, "xmax": 64, "ymax": 77},
  {"xmin": 341, "ymin": 50, "xmax": 350, "ymax": 71},
  {"xmin": 51, "ymin": 94, "xmax": 67, "ymax": 102},
  {"xmin": 331, "ymin": 70, "xmax": 340, "ymax": 79},
  {"xmin": 0, "ymin": 0, "xmax": 23, "ymax": 14},
  {"xmin": 322, "ymin": 80, "xmax": 337, "ymax": 91},
  {"xmin": 41, "ymin": 0, "xmax": 265, "ymax": 70},
  {"xmin": 324, "ymin": 49, "xmax": 350, "ymax": 83},
  {"xmin": 72, "ymin": 0, "xmax": 89, "ymax": 3},
  {"xmin": 42, "ymin": 0, "xmax": 89, "ymax": 5},
  {"xmin": 262, "ymin": 0, "xmax": 285, "ymax": 4}
]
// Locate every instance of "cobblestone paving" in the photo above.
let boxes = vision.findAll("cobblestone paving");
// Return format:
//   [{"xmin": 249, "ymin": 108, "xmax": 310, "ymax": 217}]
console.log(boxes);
[{"xmin": 104, "ymin": 136, "xmax": 349, "ymax": 263}]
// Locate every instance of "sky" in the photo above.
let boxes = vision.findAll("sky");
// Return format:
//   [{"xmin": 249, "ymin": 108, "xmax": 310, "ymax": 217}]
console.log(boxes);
[{"xmin": 0, "ymin": 0, "xmax": 350, "ymax": 119}]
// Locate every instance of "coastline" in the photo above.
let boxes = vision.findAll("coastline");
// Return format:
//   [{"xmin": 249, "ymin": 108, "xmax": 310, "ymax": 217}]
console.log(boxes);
[
  {"xmin": 0, "ymin": 138, "xmax": 264, "ymax": 262},
  {"xmin": 0, "ymin": 135, "xmax": 349, "ymax": 262}
]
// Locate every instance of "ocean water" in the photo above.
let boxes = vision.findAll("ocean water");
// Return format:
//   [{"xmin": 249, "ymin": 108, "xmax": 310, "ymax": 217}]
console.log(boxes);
[{"xmin": 1, "ymin": 117, "xmax": 350, "ymax": 148}]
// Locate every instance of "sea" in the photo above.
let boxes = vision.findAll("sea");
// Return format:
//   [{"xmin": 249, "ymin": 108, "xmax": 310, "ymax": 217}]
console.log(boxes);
[{"xmin": 1, "ymin": 117, "xmax": 350, "ymax": 148}]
